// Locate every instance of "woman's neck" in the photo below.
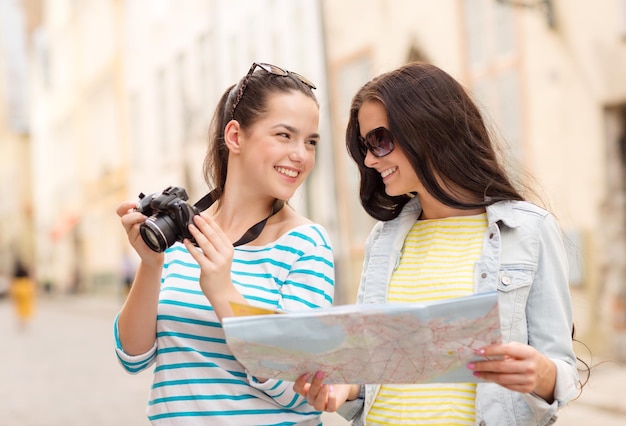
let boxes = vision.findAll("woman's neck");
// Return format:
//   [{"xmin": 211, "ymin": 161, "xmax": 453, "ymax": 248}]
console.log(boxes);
[
  {"xmin": 419, "ymin": 205, "xmax": 486, "ymax": 220},
  {"xmin": 416, "ymin": 191, "xmax": 485, "ymax": 220}
]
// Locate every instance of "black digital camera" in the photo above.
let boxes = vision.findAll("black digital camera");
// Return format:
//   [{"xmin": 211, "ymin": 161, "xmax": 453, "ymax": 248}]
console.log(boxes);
[{"xmin": 136, "ymin": 186, "xmax": 199, "ymax": 253}]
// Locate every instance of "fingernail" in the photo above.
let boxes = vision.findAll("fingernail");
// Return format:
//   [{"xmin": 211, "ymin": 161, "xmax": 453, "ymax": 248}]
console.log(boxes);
[
  {"xmin": 467, "ymin": 363, "xmax": 475, "ymax": 370},
  {"xmin": 473, "ymin": 372, "xmax": 481, "ymax": 377},
  {"xmin": 315, "ymin": 371, "xmax": 324, "ymax": 379},
  {"xmin": 475, "ymin": 348, "xmax": 485, "ymax": 355},
  {"xmin": 328, "ymin": 385, "xmax": 334, "ymax": 394}
]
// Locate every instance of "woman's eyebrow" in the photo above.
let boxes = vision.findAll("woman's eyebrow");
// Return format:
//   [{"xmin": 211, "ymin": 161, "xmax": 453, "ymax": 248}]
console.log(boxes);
[{"xmin": 272, "ymin": 123, "xmax": 320, "ymax": 139}]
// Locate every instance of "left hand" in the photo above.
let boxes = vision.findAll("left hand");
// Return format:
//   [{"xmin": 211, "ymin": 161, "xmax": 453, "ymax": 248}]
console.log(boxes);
[
  {"xmin": 292, "ymin": 372, "xmax": 358, "ymax": 412},
  {"xmin": 184, "ymin": 212, "xmax": 235, "ymax": 299},
  {"xmin": 468, "ymin": 342, "xmax": 557, "ymax": 403}
]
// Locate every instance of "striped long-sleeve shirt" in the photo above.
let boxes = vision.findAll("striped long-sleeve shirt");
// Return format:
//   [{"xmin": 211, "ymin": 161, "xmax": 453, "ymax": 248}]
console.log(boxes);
[{"xmin": 114, "ymin": 223, "xmax": 335, "ymax": 425}]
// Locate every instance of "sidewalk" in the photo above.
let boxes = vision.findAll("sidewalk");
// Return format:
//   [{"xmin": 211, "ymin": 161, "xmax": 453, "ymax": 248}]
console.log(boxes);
[
  {"xmin": 1, "ymin": 295, "xmax": 624, "ymax": 425},
  {"xmin": 0, "ymin": 295, "xmax": 153, "ymax": 425}
]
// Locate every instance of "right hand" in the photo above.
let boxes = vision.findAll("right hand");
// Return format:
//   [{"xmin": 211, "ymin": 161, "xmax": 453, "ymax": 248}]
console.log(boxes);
[
  {"xmin": 292, "ymin": 372, "xmax": 358, "ymax": 412},
  {"xmin": 116, "ymin": 200, "xmax": 164, "ymax": 265}
]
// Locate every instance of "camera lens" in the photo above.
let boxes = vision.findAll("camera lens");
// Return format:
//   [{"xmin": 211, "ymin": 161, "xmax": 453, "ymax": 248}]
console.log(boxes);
[{"xmin": 140, "ymin": 215, "xmax": 180, "ymax": 252}]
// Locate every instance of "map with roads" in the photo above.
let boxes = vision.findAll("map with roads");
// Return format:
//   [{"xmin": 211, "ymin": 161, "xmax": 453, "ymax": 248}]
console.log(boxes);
[{"xmin": 223, "ymin": 292, "xmax": 501, "ymax": 384}]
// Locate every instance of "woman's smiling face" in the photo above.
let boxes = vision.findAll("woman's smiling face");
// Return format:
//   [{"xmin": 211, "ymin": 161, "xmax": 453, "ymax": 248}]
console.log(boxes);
[
  {"xmin": 238, "ymin": 90, "xmax": 320, "ymax": 201},
  {"xmin": 357, "ymin": 101, "xmax": 422, "ymax": 197}
]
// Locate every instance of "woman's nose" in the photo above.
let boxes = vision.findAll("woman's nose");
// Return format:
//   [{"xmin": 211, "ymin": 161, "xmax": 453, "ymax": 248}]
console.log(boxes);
[
  {"xmin": 289, "ymin": 141, "xmax": 307, "ymax": 162},
  {"xmin": 363, "ymin": 149, "xmax": 378, "ymax": 168}
]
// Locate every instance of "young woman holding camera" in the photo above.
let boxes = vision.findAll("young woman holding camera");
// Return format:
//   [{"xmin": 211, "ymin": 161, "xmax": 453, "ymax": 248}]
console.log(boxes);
[
  {"xmin": 293, "ymin": 62, "xmax": 579, "ymax": 425},
  {"xmin": 115, "ymin": 63, "xmax": 334, "ymax": 425}
]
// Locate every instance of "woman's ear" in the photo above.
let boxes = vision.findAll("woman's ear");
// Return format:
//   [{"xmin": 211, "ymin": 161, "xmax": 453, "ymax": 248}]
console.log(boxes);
[{"xmin": 224, "ymin": 120, "xmax": 242, "ymax": 154}]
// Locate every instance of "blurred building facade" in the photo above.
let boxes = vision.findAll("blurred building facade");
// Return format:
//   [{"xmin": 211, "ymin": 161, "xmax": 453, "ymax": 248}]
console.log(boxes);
[
  {"xmin": 14, "ymin": 0, "xmax": 335, "ymax": 296},
  {"xmin": 2, "ymin": 0, "xmax": 626, "ymax": 360},
  {"xmin": 0, "ymin": 0, "xmax": 33, "ymax": 280}
]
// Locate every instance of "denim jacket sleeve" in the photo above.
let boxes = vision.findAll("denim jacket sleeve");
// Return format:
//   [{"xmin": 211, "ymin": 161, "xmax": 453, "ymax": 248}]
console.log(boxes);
[
  {"xmin": 521, "ymin": 211, "xmax": 579, "ymax": 421},
  {"xmin": 475, "ymin": 202, "xmax": 579, "ymax": 425}
]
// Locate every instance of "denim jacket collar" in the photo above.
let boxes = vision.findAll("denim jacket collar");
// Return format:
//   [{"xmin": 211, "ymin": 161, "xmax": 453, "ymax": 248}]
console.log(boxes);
[
  {"xmin": 401, "ymin": 195, "xmax": 521, "ymax": 229},
  {"xmin": 485, "ymin": 200, "xmax": 521, "ymax": 229}
]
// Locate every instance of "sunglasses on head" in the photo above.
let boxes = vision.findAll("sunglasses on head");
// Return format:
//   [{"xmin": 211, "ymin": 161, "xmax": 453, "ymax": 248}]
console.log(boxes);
[
  {"xmin": 359, "ymin": 126, "xmax": 395, "ymax": 157},
  {"xmin": 230, "ymin": 62, "xmax": 317, "ymax": 120}
]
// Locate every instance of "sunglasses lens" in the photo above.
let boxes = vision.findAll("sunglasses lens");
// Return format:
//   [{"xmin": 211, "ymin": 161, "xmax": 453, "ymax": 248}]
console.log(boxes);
[
  {"xmin": 257, "ymin": 63, "xmax": 316, "ymax": 89},
  {"xmin": 288, "ymin": 71, "xmax": 317, "ymax": 90},
  {"xmin": 365, "ymin": 127, "xmax": 394, "ymax": 157},
  {"xmin": 258, "ymin": 63, "xmax": 288, "ymax": 77}
]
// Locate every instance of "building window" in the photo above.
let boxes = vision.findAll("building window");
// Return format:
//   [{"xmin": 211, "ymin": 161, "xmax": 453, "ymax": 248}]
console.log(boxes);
[
  {"xmin": 620, "ymin": 0, "xmax": 626, "ymax": 39},
  {"xmin": 176, "ymin": 52, "xmax": 191, "ymax": 142},
  {"xmin": 336, "ymin": 57, "xmax": 373, "ymax": 245},
  {"xmin": 129, "ymin": 93, "xmax": 143, "ymax": 168},
  {"xmin": 156, "ymin": 68, "xmax": 169, "ymax": 153},
  {"xmin": 331, "ymin": 55, "xmax": 376, "ymax": 303},
  {"xmin": 463, "ymin": 0, "xmax": 523, "ymax": 169}
]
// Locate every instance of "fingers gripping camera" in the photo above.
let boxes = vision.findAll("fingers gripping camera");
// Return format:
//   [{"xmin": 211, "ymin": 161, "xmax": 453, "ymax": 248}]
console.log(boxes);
[{"xmin": 136, "ymin": 186, "xmax": 200, "ymax": 252}]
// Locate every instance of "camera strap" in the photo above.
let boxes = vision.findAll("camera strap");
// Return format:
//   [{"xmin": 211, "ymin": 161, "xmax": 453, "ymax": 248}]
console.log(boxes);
[{"xmin": 194, "ymin": 190, "xmax": 285, "ymax": 247}]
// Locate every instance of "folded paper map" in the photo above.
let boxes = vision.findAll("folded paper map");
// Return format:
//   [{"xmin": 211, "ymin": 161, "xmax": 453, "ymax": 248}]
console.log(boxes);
[{"xmin": 223, "ymin": 292, "xmax": 501, "ymax": 384}]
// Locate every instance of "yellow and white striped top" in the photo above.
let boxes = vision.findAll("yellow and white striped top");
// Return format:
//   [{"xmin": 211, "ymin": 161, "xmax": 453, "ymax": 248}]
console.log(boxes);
[{"xmin": 366, "ymin": 213, "xmax": 488, "ymax": 425}]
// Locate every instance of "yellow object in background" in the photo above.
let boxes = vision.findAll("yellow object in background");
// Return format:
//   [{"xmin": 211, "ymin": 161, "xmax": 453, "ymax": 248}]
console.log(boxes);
[{"xmin": 11, "ymin": 274, "xmax": 36, "ymax": 330}]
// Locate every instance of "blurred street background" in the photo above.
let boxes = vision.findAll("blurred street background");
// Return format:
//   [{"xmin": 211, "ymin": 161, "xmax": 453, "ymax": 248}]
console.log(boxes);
[{"xmin": 2, "ymin": 0, "xmax": 626, "ymax": 424}]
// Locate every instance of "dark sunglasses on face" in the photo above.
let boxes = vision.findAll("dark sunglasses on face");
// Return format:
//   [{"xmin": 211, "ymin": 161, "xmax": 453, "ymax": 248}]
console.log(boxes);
[
  {"xmin": 359, "ymin": 126, "xmax": 395, "ymax": 157},
  {"xmin": 230, "ymin": 62, "xmax": 317, "ymax": 120}
]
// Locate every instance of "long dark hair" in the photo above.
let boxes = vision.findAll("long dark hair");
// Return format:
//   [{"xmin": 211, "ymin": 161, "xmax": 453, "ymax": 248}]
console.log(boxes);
[
  {"xmin": 203, "ymin": 65, "xmax": 318, "ymax": 201},
  {"xmin": 346, "ymin": 61, "xmax": 523, "ymax": 221}
]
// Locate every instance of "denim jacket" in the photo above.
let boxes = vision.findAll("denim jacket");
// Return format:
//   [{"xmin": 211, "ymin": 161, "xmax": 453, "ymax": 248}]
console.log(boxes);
[{"xmin": 338, "ymin": 197, "xmax": 579, "ymax": 426}]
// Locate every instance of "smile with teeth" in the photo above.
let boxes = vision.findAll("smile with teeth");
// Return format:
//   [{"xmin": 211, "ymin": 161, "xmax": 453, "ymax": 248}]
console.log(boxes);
[
  {"xmin": 381, "ymin": 167, "xmax": 397, "ymax": 179},
  {"xmin": 275, "ymin": 166, "xmax": 299, "ymax": 178}
]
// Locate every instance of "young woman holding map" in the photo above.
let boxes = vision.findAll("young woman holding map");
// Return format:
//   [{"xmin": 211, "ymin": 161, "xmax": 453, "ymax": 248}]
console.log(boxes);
[{"xmin": 293, "ymin": 61, "xmax": 578, "ymax": 426}]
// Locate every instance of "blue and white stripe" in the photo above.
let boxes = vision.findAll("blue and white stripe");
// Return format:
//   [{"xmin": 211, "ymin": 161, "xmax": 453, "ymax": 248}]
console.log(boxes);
[{"xmin": 115, "ymin": 223, "xmax": 334, "ymax": 425}]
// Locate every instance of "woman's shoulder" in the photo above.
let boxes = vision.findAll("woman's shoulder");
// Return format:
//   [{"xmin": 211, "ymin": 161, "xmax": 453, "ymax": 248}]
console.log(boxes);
[
  {"xmin": 489, "ymin": 200, "xmax": 553, "ymax": 223},
  {"xmin": 509, "ymin": 200, "xmax": 551, "ymax": 216},
  {"xmin": 490, "ymin": 200, "xmax": 562, "ymax": 239},
  {"xmin": 255, "ymin": 206, "xmax": 332, "ymax": 248},
  {"xmin": 276, "ymin": 223, "xmax": 333, "ymax": 249}
]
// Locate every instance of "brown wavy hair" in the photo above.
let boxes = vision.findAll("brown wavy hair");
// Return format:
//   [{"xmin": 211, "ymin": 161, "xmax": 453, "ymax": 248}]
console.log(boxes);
[{"xmin": 346, "ymin": 61, "xmax": 523, "ymax": 221}]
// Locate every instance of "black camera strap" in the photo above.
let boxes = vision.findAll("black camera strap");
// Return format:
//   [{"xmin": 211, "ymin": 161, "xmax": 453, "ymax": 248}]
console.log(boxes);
[{"xmin": 194, "ymin": 190, "xmax": 285, "ymax": 247}]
